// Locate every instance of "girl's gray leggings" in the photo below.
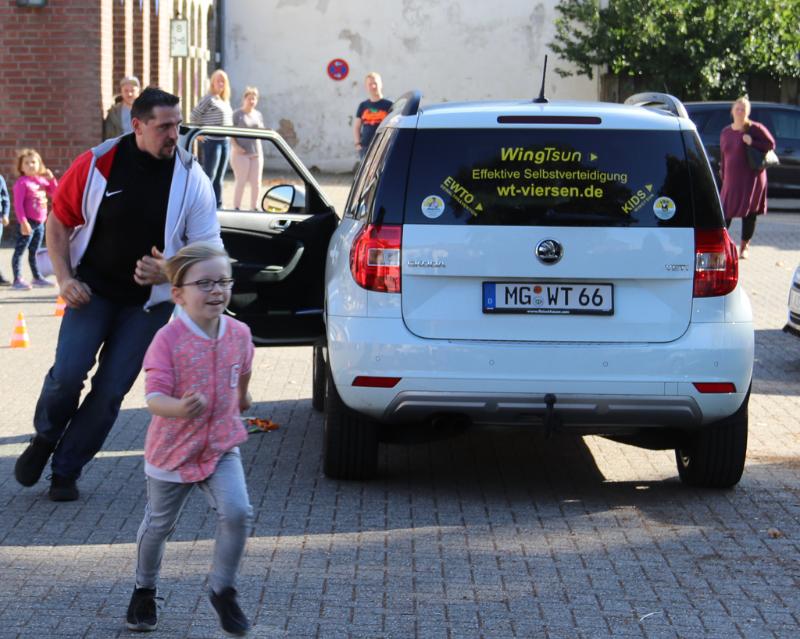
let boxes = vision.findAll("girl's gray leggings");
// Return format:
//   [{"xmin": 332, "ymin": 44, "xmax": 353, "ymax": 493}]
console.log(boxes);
[{"xmin": 135, "ymin": 450, "xmax": 253, "ymax": 593}]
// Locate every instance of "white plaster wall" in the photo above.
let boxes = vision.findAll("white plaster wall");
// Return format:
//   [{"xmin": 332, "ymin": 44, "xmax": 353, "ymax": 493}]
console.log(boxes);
[{"xmin": 225, "ymin": 0, "xmax": 598, "ymax": 171}]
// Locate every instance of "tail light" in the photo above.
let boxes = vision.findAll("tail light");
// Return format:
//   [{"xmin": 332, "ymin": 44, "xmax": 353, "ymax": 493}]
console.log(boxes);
[
  {"xmin": 350, "ymin": 224, "xmax": 402, "ymax": 293},
  {"xmin": 693, "ymin": 228, "xmax": 738, "ymax": 297}
]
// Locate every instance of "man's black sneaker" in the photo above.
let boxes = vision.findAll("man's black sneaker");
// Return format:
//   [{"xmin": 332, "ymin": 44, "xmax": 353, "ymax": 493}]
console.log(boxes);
[
  {"xmin": 126, "ymin": 587, "xmax": 158, "ymax": 632},
  {"xmin": 209, "ymin": 587, "xmax": 250, "ymax": 636},
  {"xmin": 48, "ymin": 474, "xmax": 79, "ymax": 502},
  {"xmin": 14, "ymin": 435, "xmax": 55, "ymax": 487}
]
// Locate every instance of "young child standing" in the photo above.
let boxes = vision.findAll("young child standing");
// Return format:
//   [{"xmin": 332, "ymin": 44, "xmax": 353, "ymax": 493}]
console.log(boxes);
[
  {"xmin": 126, "ymin": 242, "xmax": 254, "ymax": 636},
  {"xmin": 11, "ymin": 148, "xmax": 57, "ymax": 290}
]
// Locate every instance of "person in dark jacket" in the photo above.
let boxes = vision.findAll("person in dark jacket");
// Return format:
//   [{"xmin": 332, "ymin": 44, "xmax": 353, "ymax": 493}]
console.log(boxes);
[{"xmin": 103, "ymin": 76, "xmax": 141, "ymax": 140}]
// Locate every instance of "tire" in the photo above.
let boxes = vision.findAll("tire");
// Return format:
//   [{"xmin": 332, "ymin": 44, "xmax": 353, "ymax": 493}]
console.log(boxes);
[
  {"xmin": 675, "ymin": 387, "xmax": 749, "ymax": 489},
  {"xmin": 322, "ymin": 365, "xmax": 378, "ymax": 480},
  {"xmin": 311, "ymin": 344, "xmax": 326, "ymax": 412}
]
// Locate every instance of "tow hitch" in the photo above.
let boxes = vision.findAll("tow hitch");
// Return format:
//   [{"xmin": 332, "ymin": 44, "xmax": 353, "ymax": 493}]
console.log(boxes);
[{"xmin": 543, "ymin": 393, "xmax": 561, "ymax": 437}]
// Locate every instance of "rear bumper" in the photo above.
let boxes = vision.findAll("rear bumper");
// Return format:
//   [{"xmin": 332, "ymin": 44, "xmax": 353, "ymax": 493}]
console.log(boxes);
[
  {"xmin": 382, "ymin": 391, "xmax": 704, "ymax": 429},
  {"xmin": 326, "ymin": 315, "xmax": 753, "ymax": 428}
]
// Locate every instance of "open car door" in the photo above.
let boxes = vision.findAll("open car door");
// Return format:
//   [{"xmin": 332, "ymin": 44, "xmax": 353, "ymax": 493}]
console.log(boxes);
[{"xmin": 180, "ymin": 125, "xmax": 337, "ymax": 345}]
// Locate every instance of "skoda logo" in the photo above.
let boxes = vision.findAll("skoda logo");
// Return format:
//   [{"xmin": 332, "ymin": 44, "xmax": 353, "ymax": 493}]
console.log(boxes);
[{"xmin": 536, "ymin": 239, "xmax": 563, "ymax": 264}]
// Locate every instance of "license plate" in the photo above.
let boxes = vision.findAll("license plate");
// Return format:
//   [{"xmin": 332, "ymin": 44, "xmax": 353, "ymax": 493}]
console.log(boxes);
[
  {"xmin": 483, "ymin": 282, "xmax": 614, "ymax": 315},
  {"xmin": 790, "ymin": 288, "xmax": 800, "ymax": 313}
]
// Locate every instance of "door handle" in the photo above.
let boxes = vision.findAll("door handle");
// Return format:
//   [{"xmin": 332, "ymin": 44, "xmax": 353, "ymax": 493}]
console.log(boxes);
[{"xmin": 269, "ymin": 219, "xmax": 292, "ymax": 231}]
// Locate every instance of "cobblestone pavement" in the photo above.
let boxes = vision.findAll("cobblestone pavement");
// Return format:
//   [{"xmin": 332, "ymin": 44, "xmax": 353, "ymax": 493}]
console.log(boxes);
[{"xmin": 0, "ymin": 182, "xmax": 798, "ymax": 638}]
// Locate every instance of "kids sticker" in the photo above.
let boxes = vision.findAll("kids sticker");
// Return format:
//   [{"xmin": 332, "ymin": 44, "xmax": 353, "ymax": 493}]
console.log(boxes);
[
  {"xmin": 421, "ymin": 195, "xmax": 445, "ymax": 219},
  {"xmin": 653, "ymin": 196, "xmax": 676, "ymax": 220}
]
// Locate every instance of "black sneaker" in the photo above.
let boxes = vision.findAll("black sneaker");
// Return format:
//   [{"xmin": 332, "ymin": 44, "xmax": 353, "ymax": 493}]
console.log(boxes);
[
  {"xmin": 0, "ymin": 274, "xmax": 10, "ymax": 287},
  {"xmin": 126, "ymin": 587, "xmax": 158, "ymax": 632},
  {"xmin": 14, "ymin": 435, "xmax": 55, "ymax": 487},
  {"xmin": 48, "ymin": 474, "xmax": 79, "ymax": 502},
  {"xmin": 209, "ymin": 587, "xmax": 250, "ymax": 636}
]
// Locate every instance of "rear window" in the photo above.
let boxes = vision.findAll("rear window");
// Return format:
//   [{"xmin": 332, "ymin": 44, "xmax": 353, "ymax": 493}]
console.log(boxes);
[{"xmin": 405, "ymin": 129, "xmax": 698, "ymax": 227}]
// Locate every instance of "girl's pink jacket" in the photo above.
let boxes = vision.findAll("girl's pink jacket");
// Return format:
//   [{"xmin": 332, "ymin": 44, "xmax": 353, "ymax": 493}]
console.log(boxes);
[
  {"xmin": 13, "ymin": 175, "xmax": 58, "ymax": 224},
  {"xmin": 143, "ymin": 313, "xmax": 255, "ymax": 483}
]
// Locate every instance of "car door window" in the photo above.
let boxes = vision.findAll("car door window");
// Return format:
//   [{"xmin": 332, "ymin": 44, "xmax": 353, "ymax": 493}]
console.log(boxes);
[
  {"xmin": 767, "ymin": 109, "xmax": 800, "ymax": 141},
  {"xmin": 704, "ymin": 109, "xmax": 732, "ymax": 141},
  {"xmin": 189, "ymin": 129, "xmax": 307, "ymax": 212},
  {"xmin": 688, "ymin": 109, "xmax": 711, "ymax": 132},
  {"xmin": 345, "ymin": 130, "xmax": 395, "ymax": 219},
  {"xmin": 344, "ymin": 132, "xmax": 384, "ymax": 218}
]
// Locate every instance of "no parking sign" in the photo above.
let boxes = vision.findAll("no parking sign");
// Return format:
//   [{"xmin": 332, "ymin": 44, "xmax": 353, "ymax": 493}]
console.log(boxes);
[{"xmin": 327, "ymin": 58, "xmax": 349, "ymax": 81}]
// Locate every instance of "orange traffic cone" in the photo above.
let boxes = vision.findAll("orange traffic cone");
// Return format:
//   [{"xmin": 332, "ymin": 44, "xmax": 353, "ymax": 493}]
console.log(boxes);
[
  {"xmin": 54, "ymin": 296, "xmax": 66, "ymax": 317},
  {"xmin": 10, "ymin": 312, "xmax": 30, "ymax": 348}
]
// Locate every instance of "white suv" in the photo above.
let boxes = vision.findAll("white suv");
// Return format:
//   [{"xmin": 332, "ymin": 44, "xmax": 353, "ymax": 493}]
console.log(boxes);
[
  {"xmin": 183, "ymin": 93, "xmax": 753, "ymax": 489},
  {"xmin": 318, "ymin": 92, "xmax": 753, "ymax": 487}
]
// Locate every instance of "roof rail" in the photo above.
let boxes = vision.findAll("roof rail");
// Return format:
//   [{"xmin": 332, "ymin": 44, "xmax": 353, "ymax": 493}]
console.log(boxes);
[
  {"xmin": 624, "ymin": 92, "xmax": 688, "ymax": 119},
  {"xmin": 390, "ymin": 90, "xmax": 422, "ymax": 117}
]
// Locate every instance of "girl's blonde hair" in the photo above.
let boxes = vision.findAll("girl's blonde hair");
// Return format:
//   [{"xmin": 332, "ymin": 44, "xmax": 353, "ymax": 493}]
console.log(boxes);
[
  {"xmin": 242, "ymin": 86, "xmax": 259, "ymax": 100},
  {"xmin": 732, "ymin": 96, "xmax": 752, "ymax": 126},
  {"xmin": 209, "ymin": 69, "xmax": 231, "ymax": 102},
  {"xmin": 15, "ymin": 148, "xmax": 47, "ymax": 177},
  {"xmin": 166, "ymin": 242, "xmax": 230, "ymax": 286}
]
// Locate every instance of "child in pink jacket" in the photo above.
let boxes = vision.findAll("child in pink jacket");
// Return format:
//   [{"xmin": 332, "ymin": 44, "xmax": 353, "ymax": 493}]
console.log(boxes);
[
  {"xmin": 11, "ymin": 148, "xmax": 57, "ymax": 289},
  {"xmin": 127, "ymin": 242, "xmax": 254, "ymax": 636}
]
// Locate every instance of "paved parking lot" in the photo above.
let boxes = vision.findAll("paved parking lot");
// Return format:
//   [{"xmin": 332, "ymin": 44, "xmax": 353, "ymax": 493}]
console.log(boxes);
[{"xmin": 0, "ymin": 185, "xmax": 798, "ymax": 638}]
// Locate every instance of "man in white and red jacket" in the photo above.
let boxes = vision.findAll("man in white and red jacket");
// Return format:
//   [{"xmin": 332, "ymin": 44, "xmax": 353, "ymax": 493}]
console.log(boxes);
[{"xmin": 14, "ymin": 87, "xmax": 222, "ymax": 502}]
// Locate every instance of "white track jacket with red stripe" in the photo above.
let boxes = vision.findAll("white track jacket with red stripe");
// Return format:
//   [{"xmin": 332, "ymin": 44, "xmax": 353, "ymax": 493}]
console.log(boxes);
[{"xmin": 42, "ymin": 136, "xmax": 221, "ymax": 309}]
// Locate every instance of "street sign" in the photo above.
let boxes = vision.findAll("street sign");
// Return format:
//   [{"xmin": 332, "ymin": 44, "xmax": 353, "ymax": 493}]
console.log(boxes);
[
  {"xmin": 327, "ymin": 58, "xmax": 349, "ymax": 81},
  {"xmin": 170, "ymin": 18, "xmax": 189, "ymax": 58}
]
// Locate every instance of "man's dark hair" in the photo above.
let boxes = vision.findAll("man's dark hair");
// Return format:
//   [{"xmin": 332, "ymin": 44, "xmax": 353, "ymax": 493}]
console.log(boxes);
[{"xmin": 131, "ymin": 87, "xmax": 180, "ymax": 122}]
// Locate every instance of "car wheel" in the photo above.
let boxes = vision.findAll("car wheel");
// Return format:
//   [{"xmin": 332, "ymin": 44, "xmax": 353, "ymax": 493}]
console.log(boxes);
[
  {"xmin": 312, "ymin": 344, "xmax": 326, "ymax": 412},
  {"xmin": 322, "ymin": 365, "xmax": 378, "ymax": 480},
  {"xmin": 675, "ymin": 387, "xmax": 749, "ymax": 489}
]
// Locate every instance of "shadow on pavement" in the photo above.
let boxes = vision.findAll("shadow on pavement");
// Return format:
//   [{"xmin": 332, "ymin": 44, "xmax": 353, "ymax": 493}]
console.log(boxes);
[{"xmin": 2, "ymin": 397, "xmax": 795, "ymax": 548}]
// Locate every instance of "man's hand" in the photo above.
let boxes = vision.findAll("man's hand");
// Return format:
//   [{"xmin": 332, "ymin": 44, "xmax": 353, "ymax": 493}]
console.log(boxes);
[
  {"xmin": 134, "ymin": 246, "xmax": 168, "ymax": 286},
  {"xmin": 59, "ymin": 277, "xmax": 92, "ymax": 308}
]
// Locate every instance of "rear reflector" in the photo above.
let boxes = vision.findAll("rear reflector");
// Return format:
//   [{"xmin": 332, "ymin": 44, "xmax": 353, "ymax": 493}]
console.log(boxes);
[
  {"xmin": 352, "ymin": 376, "xmax": 401, "ymax": 388},
  {"xmin": 350, "ymin": 224, "xmax": 402, "ymax": 293},
  {"xmin": 693, "ymin": 228, "xmax": 738, "ymax": 297},
  {"xmin": 693, "ymin": 382, "xmax": 736, "ymax": 393}
]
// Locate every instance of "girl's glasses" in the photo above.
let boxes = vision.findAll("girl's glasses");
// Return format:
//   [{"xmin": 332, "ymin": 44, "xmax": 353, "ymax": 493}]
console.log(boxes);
[{"xmin": 178, "ymin": 278, "xmax": 235, "ymax": 292}]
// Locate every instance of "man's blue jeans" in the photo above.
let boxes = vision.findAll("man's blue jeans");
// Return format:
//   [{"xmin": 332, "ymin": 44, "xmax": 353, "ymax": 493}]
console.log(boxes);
[{"xmin": 33, "ymin": 295, "xmax": 173, "ymax": 479}]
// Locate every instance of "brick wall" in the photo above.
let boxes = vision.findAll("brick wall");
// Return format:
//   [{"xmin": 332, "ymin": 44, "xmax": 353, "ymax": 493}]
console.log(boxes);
[
  {"xmin": 0, "ymin": 0, "xmax": 108, "ymax": 178},
  {"xmin": 0, "ymin": 0, "xmax": 209, "ymax": 201}
]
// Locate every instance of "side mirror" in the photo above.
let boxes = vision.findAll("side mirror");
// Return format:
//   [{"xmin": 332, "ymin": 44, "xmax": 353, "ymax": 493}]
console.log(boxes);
[{"xmin": 261, "ymin": 184, "xmax": 306, "ymax": 213}]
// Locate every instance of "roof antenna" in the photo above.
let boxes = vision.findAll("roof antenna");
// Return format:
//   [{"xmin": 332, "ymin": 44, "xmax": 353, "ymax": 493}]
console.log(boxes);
[{"xmin": 533, "ymin": 55, "xmax": 549, "ymax": 104}]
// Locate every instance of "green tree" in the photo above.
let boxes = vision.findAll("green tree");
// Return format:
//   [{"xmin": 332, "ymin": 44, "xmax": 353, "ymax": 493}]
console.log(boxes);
[{"xmin": 550, "ymin": 0, "xmax": 800, "ymax": 100}]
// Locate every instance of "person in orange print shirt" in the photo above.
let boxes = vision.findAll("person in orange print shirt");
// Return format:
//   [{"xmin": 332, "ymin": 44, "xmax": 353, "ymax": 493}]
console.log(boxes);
[{"xmin": 353, "ymin": 71, "xmax": 393, "ymax": 161}]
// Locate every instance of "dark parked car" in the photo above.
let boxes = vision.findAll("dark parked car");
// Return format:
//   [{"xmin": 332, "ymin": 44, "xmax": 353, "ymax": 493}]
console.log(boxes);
[{"xmin": 684, "ymin": 101, "xmax": 800, "ymax": 198}]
